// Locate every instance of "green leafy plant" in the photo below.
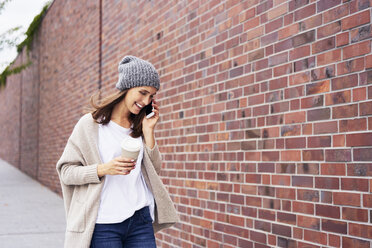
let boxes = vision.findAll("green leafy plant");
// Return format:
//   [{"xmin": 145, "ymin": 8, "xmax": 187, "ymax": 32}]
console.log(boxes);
[{"xmin": 0, "ymin": 1, "xmax": 51, "ymax": 87}]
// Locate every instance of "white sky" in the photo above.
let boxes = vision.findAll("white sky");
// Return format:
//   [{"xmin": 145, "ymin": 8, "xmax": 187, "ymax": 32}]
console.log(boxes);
[{"xmin": 0, "ymin": 0, "xmax": 51, "ymax": 71}]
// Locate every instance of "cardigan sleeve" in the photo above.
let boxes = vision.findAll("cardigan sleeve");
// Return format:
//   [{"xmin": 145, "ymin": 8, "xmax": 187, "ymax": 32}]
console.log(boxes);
[
  {"xmin": 144, "ymin": 143, "xmax": 162, "ymax": 174},
  {"xmin": 56, "ymin": 138, "xmax": 101, "ymax": 186}
]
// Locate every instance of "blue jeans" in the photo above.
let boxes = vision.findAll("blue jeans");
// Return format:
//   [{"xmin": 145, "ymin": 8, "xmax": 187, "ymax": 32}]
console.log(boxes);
[{"xmin": 90, "ymin": 206, "xmax": 156, "ymax": 248}]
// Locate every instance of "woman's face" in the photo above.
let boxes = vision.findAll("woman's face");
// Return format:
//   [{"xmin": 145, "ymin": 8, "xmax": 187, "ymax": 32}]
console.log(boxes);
[{"xmin": 124, "ymin": 86, "xmax": 157, "ymax": 115}]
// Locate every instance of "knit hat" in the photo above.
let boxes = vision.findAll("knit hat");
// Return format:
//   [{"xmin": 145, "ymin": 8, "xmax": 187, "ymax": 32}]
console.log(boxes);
[{"xmin": 115, "ymin": 55, "xmax": 160, "ymax": 91}]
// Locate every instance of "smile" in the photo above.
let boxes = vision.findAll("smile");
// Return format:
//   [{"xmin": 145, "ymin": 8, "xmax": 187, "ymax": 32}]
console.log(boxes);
[{"xmin": 135, "ymin": 103, "xmax": 143, "ymax": 109}]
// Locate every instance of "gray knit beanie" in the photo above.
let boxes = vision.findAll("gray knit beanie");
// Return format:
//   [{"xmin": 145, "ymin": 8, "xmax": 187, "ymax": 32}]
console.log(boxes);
[{"xmin": 115, "ymin": 55, "xmax": 160, "ymax": 91}]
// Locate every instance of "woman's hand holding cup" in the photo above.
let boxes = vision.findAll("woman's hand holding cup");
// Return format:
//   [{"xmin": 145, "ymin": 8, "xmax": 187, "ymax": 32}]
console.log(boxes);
[{"xmin": 97, "ymin": 156, "xmax": 136, "ymax": 177}]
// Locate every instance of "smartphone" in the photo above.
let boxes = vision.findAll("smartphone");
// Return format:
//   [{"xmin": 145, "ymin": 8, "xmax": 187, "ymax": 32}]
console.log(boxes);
[{"xmin": 145, "ymin": 101, "xmax": 154, "ymax": 119}]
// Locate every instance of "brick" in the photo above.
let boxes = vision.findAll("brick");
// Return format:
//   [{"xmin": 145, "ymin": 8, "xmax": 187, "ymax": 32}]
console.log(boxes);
[
  {"xmin": 248, "ymin": 48, "xmax": 264, "ymax": 62},
  {"xmin": 304, "ymin": 229, "xmax": 327, "ymax": 245},
  {"xmin": 354, "ymin": 148, "xmax": 372, "ymax": 161},
  {"xmin": 293, "ymin": 201, "xmax": 314, "ymax": 214},
  {"xmin": 311, "ymin": 65, "xmax": 335, "ymax": 81},
  {"xmin": 337, "ymin": 57, "xmax": 365, "ymax": 75},
  {"xmin": 346, "ymin": 133, "xmax": 372, "ymax": 147},
  {"xmin": 268, "ymin": 52, "xmax": 288, "ymax": 67},
  {"xmin": 274, "ymin": 39, "xmax": 293, "ymax": 53},
  {"xmin": 316, "ymin": 204, "xmax": 340, "ymax": 218},
  {"xmin": 285, "ymin": 137, "xmax": 306, "ymax": 149},
  {"xmin": 341, "ymin": 177, "xmax": 369, "ymax": 192},
  {"xmin": 298, "ymin": 163, "xmax": 319, "ymax": 174},
  {"xmin": 299, "ymin": 14, "xmax": 322, "ymax": 31},
  {"xmin": 360, "ymin": 101, "xmax": 372, "ymax": 116},
  {"xmin": 321, "ymin": 163, "xmax": 346, "ymax": 175},
  {"xmin": 307, "ymin": 108, "xmax": 331, "ymax": 121},
  {"xmin": 323, "ymin": 4, "xmax": 349, "ymax": 23},
  {"xmin": 350, "ymin": 24, "xmax": 372, "ymax": 43},
  {"xmin": 270, "ymin": 102, "xmax": 289, "ymax": 114},
  {"xmin": 340, "ymin": 118, "xmax": 367, "ymax": 132},
  {"xmin": 272, "ymin": 175, "xmax": 291, "ymax": 186},
  {"xmin": 333, "ymin": 134, "xmax": 346, "ymax": 147},
  {"xmin": 325, "ymin": 90, "xmax": 351, "ymax": 105},
  {"xmin": 332, "ymin": 104, "xmax": 358, "ymax": 119},
  {"xmin": 342, "ymin": 207, "xmax": 368, "ymax": 222},
  {"xmin": 256, "ymin": 69, "xmax": 272, "ymax": 82},
  {"xmin": 289, "ymin": 45, "xmax": 310, "ymax": 61},
  {"xmin": 298, "ymin": 215, "xmax": 320, "ymax": 230},
  {"xmin": 267, "ymin": 3, "xmax": 287, "ymax": 21},
  {"xmin": 278, "ymin": 23, "xmax": 299, "ymax": 40},
  {"xmin": 321, "ymin": 191, "xmax": 333, "ymax": 204},
  {"xmin": 342, "ymin": 237, "xmax": 370, "ymax": 248},
  {"xmin": 249, "ymin": 230, "xmax": 266, "ymax": 244},
  {"xmin": 347, "ymin": 163, "xmax": 372, "ymax": 176},
  {"xmin": 322, "ymin": 219, "xmax": 347, "ymax": 234},
  {"xmin": 266, "ymin": 18, "xmax": 283, "ymax": 34},
  {"xmin": 284, "ymin": 111, "xmax": 306, "ymax": 124},
  {"xmin": 325, "ymin": 149, "xmax": 351, "ymax": 162},
  {"xmin": 292, "ymin": 176, "xmax": 313, "ymax": 187},
  {"xmin": 329, "ymin": 234, "xmax": 341, "ymax": 247},
  {"xmin": 349, "ymin": 0, "xmax": 371, "ymax": 13},
  {"xmin": 358, "ymin": 69, "xmax": 372, "ymax": 85},
  {"xmin": 294, "ymin": 3, "xmax": 316, "ymax": 21},
  {"xmin": 277, "ymin": 212, "xmax": 296, "ymax": 225},
  {"xmin": 336, "ymin": 32, "xmax": 349, "ymax": 47},
  {"xmin": 281, "ymin": 124, "xmax": 301, "ymax": 136},
  {"xmin": 301, "ymin": 95, "xmax": 323, "ymax": 109},
  {"xmin": 343, "ymin": 40, "xmax": 371, "ymax": 60},
  {"xmin": 315, "ymin": 177, "xmax": 339, "ymax": 189},
  {"xmin": 290, "ymin": 99, "xmax": 300, "ymax": 111},
  {"xmin": 308, "ymin": 136, "xmax": 331, "ymax": 148},
  {"xmin": 255, "ymin": 219, "xmax": 271, "ymax": 233},
  {"xmin": 312, "ymin": 37, "xmax": 335, "ymax": 54},
  {"xmin": 317, "ymin": 49, "xmax": 341, "ymax": 66},
  {"xmin": 229, "ymin": 66, "xmax": 244, "ymax": 78},
  {"xmin": 306, "ymin": 80, "xmax": 330, "ymax": 95},
  {"xmin": 333, "ymin": 192, "xmax": 361, "ymax": 207},
  {"xmin": 272, "ymin": 223, "xmax": 292, "ymax": 237},
  {"xmin": 342, "ymin": 9, "xmax": 370, "ymax": 30},
  {"xmin": 317, "ymin": 0, "xmax": 341, "ymax": 12},
  {"xmin": 292, "ymin": 30, "xmax": 316, "ymax": 47},
  {"xmin": 331, "ymin": 74, "xmax": 358, "ymax": 90},
  {"xmin": 289, "ymin": 0, "xmax": 310, "ymax": 11},
  {"xmin": 303, "ymin": 150, "xmax": 324, "ymax": 161},
  {"xmin": 276, "ymin": 187, "xmax": 296, "ymax": 199},
  {"xmin": 314, "ymin": 121, "xmax": 338, "ymax": 134},
  {"xmin": 349, "ymin": 223, "xmax": 372, "ymax": 239},
  {"xmin": 274, "ymin": 63, "xmax": 292, "ymax": 77},
  {"xmin": 297, "ymin": 189, "xmax": 319, "ymax": 202},
  {"xmin": 318, "ymin": 21, "xmax": 341, "ymax": 39},
  {"xmin": 289, "ymin": 71, "xmax": 310, "ymax": 86},
  {"xmin": 353, "ymin": 87, "xmax": 366, "ymax": 101}
]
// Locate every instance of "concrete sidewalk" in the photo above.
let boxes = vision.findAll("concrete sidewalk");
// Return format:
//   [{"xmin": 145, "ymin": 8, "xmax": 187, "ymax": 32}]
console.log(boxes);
[{"xmin": 0, "ymin": 159, "xmax": 65, "ymax": 248}]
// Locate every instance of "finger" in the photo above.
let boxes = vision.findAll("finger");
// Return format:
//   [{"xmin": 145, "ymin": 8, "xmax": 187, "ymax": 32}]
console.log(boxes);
[
  {"xmin": 118, "ymin": 157, "xmax": 136, "ymax": 162},
  {"xmin": 118, "ymin": 162, "xmax": 136, "ymax": 168},
  {"xmin": 152, "ymin": 109, "xmax": 159, "ymax": 118},
  {"xmin": 152, "ymin": 103, "xmax": 159, "ymax": 110},
  {"xmin": 117, "ymin": 168, "xmax": 132, "ymax": 175}
]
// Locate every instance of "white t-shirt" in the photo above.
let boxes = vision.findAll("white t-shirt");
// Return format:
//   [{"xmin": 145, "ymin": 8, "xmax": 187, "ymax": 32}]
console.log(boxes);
[{"xmin": 95, "ymin": 120, "xmax": 155, "ymax": 224}]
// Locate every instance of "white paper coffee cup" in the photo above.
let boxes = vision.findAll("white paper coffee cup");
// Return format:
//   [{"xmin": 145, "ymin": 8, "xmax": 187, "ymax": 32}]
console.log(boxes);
[{"xmin": 121, "ymin": 136, "xmax": 141, "ymax": 161}]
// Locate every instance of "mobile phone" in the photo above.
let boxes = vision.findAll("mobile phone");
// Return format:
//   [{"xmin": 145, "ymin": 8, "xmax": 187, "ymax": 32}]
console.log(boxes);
[{"xmin": 145, "ymin": 101, "xmax": 154, "ymax": 119}]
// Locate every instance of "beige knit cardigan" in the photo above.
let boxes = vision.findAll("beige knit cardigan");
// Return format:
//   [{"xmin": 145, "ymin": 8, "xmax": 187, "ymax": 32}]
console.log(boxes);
[{"xmin": 56, "ymin": 113, "xmax": 179, "ymax": 248}]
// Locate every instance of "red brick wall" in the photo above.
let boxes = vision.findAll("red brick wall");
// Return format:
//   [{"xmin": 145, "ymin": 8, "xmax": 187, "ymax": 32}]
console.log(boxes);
[{"xmin": 1, "ymin": 0, "xmax": 372, "ymax": 247}]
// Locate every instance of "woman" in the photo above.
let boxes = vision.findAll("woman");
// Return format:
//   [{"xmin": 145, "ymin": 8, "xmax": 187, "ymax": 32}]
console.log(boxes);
[{"xmin": 56, "ymin": 56, "xmax": 179, "ymax": 248}]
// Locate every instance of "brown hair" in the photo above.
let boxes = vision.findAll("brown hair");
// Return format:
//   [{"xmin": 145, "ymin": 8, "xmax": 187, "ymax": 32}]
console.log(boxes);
[{"xmin": 89, "ymin": 90, "xmax": 147, "ymax": 138}]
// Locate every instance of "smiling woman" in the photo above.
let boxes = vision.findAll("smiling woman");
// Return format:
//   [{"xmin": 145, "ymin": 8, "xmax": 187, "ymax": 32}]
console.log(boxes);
[{"xmin": 56, "ymin": 55, "xmax": 179, "ymax": 248}]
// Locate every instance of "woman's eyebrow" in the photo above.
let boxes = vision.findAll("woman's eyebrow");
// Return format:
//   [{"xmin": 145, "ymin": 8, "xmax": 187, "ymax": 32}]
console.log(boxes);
[{"xmin": 141, "ymin": 89, "xmax": 157, "ymax": 95}]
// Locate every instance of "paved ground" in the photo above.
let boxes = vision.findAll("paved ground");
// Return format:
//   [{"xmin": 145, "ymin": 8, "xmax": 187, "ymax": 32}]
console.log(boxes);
[{"xmin": 0, "ymin": 159, "xmax": 65, "ymax": 248}]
